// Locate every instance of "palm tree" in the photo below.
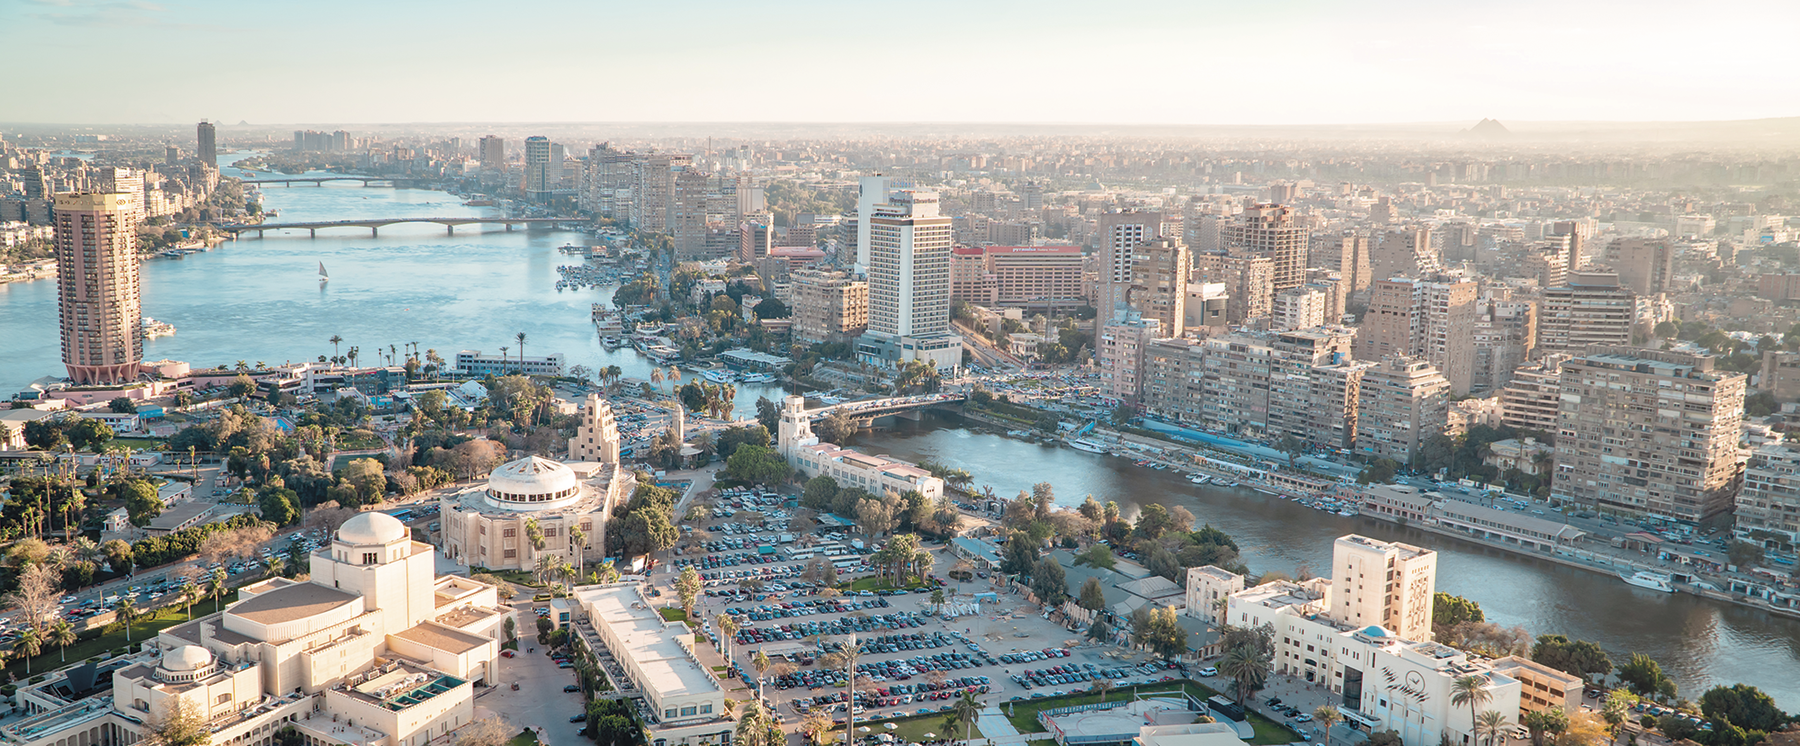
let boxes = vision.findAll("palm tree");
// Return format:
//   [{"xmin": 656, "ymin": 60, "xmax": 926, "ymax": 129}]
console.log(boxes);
[
  {"xmin": 1451, "ymin": 675, "xmax": 1494, "ymax": 746},
  {"xmin": 50, "ymin": 619, "xmax": 75, "ymax": 663},
  {"xmin": 823, "ymin": 635, "xmax": 865, "ymax": 746},
  {"xmin": 1314, "ymin": 707, "xmax": 1342, "ymax": 746},
  {"xmin": 1521, "ymin": 708, "xmax": 1568, "ymax": 746},
  {"xmin": 716, "ymin": 612, "xmax": 740, "ymax": 663},
  {"xmin": 264, "ymin": 554, "xmax": 285, "ymax": 579},
  {"xmin": 16, "ymin": 626, "xmax": 42, "ymax": 673},
  {"xmin": 1217, "ymin": 644, "xmax": 1271, "ymax": 708},
  {"xmin": 235, "ymin": 360, "xmax": 248, "ymax": 372},
  {"xmin": 1476, "ymin": 710, "xmax": 1513, "ymax": 746},
  {"xmin": 569, "ymin": 526, "xmax": 588, "ymax": 577},
  {"xmin": 209, "ymin": 567, "xmax": 228, "ymax": 612},
  {"xmin": 329, "ymin": 335, "xmax": 344, "ymax": 360},
  {"xmin": 498, "ymin": 346, "xmax": 509, "ymax": 367},
  {"xmin": 951, "ymin": 691, "xmax": 982, "ymax": 745},
  {"xmin": 751, "ymin": 650, "xmax": 772, "ymax": 696},
  {"xmin": 115, "ymin": 598, "xmax": 139, "ymax": 642},
  {"xmin": 651, "ymin": 368, "xmax": 664, "ymax": 391},
  {"xmin": 515, "ymin": 332, "xmax": 528, "ymax": 373}
]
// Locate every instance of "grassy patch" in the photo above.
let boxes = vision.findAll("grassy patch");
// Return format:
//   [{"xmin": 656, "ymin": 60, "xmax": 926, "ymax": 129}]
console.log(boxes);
[
  {"xmin": 5, "ymin": 590, "xmax": 241, "ymax": 680},
  {"xmin": 999, "ymin": 681, "xmax": 1299, "ymax": 746},
  {"xmin": 658, "ymin": 607, "xmax": 688, "ymax": 622},
  {"xmin": 507, "ymin": 728, "xmax": 539, "ymax": 746},
  {"xmin": 110, "ymin": 437, "xmax": 167, "ymax": 450},
  {"xmin": 847, "ymin": 577, "xmax": 927, "ymax": 593}
]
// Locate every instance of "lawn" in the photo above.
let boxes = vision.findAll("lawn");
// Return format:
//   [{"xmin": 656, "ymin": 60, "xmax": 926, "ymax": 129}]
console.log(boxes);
[
  {"xmin": 5, "ymin": 590, "xmax": 241, "ymax": 681},
  {"xmin": 658, "ymin": 607, "xmax": 688, "ymax": 622},
  {"xmin": 506, "ymin": 728, "xmax": 539, "ymax": 746},
  {"xmin": 999, "ymin": 681, "xmax": 1299, "ymax": 746},
  {"xmin": 826, "ymin": 712, "xmax": 985, "ymax": 744},
  {"xmin": 848, "ymin": 577, "xmax": 929, "ymax": 593},
  {"xmin": 110, "ymin": 437, "xmax": 167, "ymax": 451}
]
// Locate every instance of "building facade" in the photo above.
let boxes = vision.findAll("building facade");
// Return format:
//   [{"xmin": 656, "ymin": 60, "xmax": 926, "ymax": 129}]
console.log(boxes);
[
  {"xmin": 858, "ymin": 191, "xmax": 962, "ymax": 369},
  {"xmin": 1537, "ymin": 272, "xmax": 1633, "ymax": 354},
  {"xmin": 1357, "ymin": 357, "xmax": 1451, "ymax": 464},
  {"xmin": 55, "ymin": 192, "xmax": 143, "ymax": 385},
  {"xmin": 438, "ymin": 455, "xmax": 632, "ymax": 571},
  {"xmin": 791, "ymin": 268, "xmax": 870, "ymax": 346}
]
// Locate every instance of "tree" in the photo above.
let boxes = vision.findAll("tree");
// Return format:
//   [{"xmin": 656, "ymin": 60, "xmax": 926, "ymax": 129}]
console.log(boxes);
[
  {"xmin": 1030, "ymin": 556, "xmax": 1067, "ymax": 605},
  {"xmin": 1556, "ymin": 711, "xmax": 1610, "ymax": 746},
  {"xmin": 855, "ymin": 497, "xmax": 897, "ymax": 538},
  {"xmin": 143, "ymin": 697, "xmax": 210, "ymax": 746},
  {"xmin": 1136, "ymin": 607, "xmax": 1187, "ymax": 662},
  {"xmin": 101, "ymin": 539, "xmax": 133, "ymax": 573},
  {"xmin": 1073, "ymin": 543, "xmax": 1116, "ymax": 571},
  {"xmin": 1450, "ymin": 675, "xmax": 1494, "ymax": 743},
  {"xmin": 1599, "ymin": 690, "xmax": 1636, "ymax": 738},
  {"xmin": 1087, "ymin": 617, "xmax": 1112, "ymax": 642},
  {"xmin": 67, "ymin": 418, "xmax": 115, "ymax": 452},
  {"xmin": 109, "ymin": 397, "xmax": 138, "ymax": 414},
  {"xmin": 724, "ymin": 444, "xmax": 793, "ymax": 485},
  {"xmin": 1657, "ymin": 715, "xmax": 1699, "ymax": 743},
  {"xmin": 1615, "ymin": 652, "xmax": 1676, "ymax": 701},
  {"xmin": 115, "ymin": 597, "xmax": 140, "ymax": 642},
  {"xmin": 1315, "ymin": 707, "xmax": 1343, "ymax": 746},
  {"xmin": 715, "ymin": 424, "xmax": 771, "ymax": 458},
  {"xmin": 50, "ymin": 618, "xmax": 76, "ymax": 662},
  {"xmin": 209, "ymin": 567, "xmax": 229, "ymax": 613},
  {"xmin": 1078, "ymin": 576, "xmax": 1108, "ymax": 611},
  {"xmin": 1367, "ymin": 732, "xmax": 1404, "ymax": 746},
  {"xmin": 1476, "ymin": 711, "xmax": 1514, "ymax": 746},
  {"xmin": 1522, "ymin": 708, "xmax": 1569, "ymax": 746},
  {"xmin": 951, "ymin": 691, "xmax": 982, "ymax": 744},
  {"xmin": 1000, "ymin": 531, "xmax": 1037, "ymax": 576},
  {"xmin": 1530, "ymin": 635, "xmax": 1613, "ymax": 684},
  {"xmin": 676, "ymin": 565, "xmax": 702, "ymax": 618},
  {"xmin": 1698, "ymin": 683, "xmax": 1786, "ymax": 733},
  {"xmin": 1218, "ymin": 642, "xmax": 1271, "ymax": 707},
  {"xmin": 15, "ymin": 626, "xmax": 41, "ymax": 673},
  {"xmin": 1726, "ymin": 541, "xmax": 1765, "ymax": 569},
  {"xmin": 452, "ymin": 716, "xmax": 513, "ymax": 746}
]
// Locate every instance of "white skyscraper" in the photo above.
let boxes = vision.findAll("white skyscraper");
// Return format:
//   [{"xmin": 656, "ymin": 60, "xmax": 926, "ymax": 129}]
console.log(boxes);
[
  {"xmin": 855, "ymin": 174, "xmax": 892, "ymax": 273},
  {"xmin": 857, "ymin": 190, "xmax": 962, "ymax": 369}
]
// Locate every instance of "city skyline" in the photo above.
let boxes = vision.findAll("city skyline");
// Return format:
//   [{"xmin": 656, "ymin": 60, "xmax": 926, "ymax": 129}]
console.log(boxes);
[{"xmin": 4, "ymin": 0, "xmax": 1800, "ymax": 125}]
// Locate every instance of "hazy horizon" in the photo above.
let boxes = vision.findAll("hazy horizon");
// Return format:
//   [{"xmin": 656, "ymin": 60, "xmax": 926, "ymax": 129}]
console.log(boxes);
[{"xmin": 5, "ymin": 0, "xmax": 1799, "ymax": 126}]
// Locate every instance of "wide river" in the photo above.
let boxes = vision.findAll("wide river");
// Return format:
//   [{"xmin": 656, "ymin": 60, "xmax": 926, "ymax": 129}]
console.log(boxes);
[
  {"xmin": 1, "ymin": 160, "xmax": 1794, "ymax": 706},
  {"xmin": 0, "ymin": 153, "xmax": 786, "ymax": 415}
]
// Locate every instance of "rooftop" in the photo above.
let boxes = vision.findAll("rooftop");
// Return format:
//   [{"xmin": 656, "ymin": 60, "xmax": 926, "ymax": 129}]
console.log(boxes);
[
  {"xmin": 228, "ymin": 583, "xmax": 359, "ymax": 625},
  {"xmin": 392, "ymin": 621, "xmax": 491, "ymax": 655},
  {"xmin": 576, "ymin": 583, "xmax": 722, "ymax": 701}
]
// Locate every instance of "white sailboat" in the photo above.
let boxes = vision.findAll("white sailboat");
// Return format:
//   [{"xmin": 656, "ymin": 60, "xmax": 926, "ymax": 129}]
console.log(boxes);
[{"xmin": 318, "ymin": 262, "xmax": 329, "ymax": 283}]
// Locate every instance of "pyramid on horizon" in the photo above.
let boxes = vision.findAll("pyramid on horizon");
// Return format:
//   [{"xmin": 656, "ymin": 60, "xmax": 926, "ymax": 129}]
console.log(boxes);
[{"xmin": 1468, "ymin": 118, "xmax": 1511, "ymax": 137}]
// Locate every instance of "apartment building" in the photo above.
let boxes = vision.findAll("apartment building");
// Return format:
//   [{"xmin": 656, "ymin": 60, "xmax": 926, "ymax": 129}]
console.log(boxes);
[
  {"xmin": 1497, "ymin": 356, "xmax": 1566, "ymax": 433},
  {"xmin": 1141, "ymin": 337, "xmax": 1206, "ymax": 422},
  {"xmin": 55, "ymin": 192, "xmax": 142, "ymax": 385},
  {"xmin": 1096, "ymin": 210, "xmax": 1164, "ymax": 316},
  {"xmin": 1472, "ymin": 295, "xmax": 1537, "ymax": 393},
  {"xmin": 1267, "ymin": 328, "xmax": 1357, "ymax": 446},
  {"xmin": 1331, "ymin": 534, "xmax": 1438, "ymax": 642},
  {"xmin": 1127, "ymin": 238, "xmax": 1188, "ymax": 336},
  {"xmin": 950, "ymin": 245, "xmax": 1087, "ymax": 308},
  {"xmin": 1224, "ymin": 203, "xmax": 1309, "ymax": 291},
  {"xmin": 1099, "ymin": 315, "xmax": 1162, "ymax": 402},
  {"xmin": 1194, "ymin": 251, "xmax": 1274, "ymax": 324},
  {"xmin": 1357, "ymin": 356, "xmax": 1451, "ymax": 464},
  {"xmin": 1272, "ymin": 286, "xmax": 1329, "ymax": 330},
  {"xmin": 1552, "ymin": 348, "xmax": 1746, "ymax": 524},
  {"xmin": 1357, "ymin": 277, "xmax": 1477, "ymax": 396},
  {"xmin": 1537, "ymin": 272, "xmax": 1634, "ymax": 354},
  {"xmin": 1737, "ymin": 443, "xmax": 1800, "ymax": 545},
  {"xmin": 1371, "ymin": 226, "xmax": 1437, "ymax": 280},
  {"xmin": 1609, "ymin": 238, "xmax": 1674, "ymax": 295},
  {"xmin": 790, "ymin": 268, "xmax": 868, "ymax": 346}
]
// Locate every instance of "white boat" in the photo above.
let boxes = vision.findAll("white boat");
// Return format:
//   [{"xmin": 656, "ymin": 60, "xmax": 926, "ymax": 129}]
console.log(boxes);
[
  {"xmin": 318, "ymin": 262, "xmax": 329, "ymax": 283},
  {"xmin": 141, "ymin": 317, "xmax": 176, "ymax": 338},
  {"xmin": 740, "ymin": 372, "xmax": 776, "ymax": 384},
  {"xmin": 1620, "ymin": 571, "xmax": 1674, "ymax": 593},
  {"xmin": 700, "ymin": 369, "xmax": 738, "ymax": 384},
  {"xmin": 1337, "ymin": 510, "xmax": 1356, "ymax": 517},
  {"xmin": 1068, "ymin": 439, "xmax": 1107, "ymax": 454}
]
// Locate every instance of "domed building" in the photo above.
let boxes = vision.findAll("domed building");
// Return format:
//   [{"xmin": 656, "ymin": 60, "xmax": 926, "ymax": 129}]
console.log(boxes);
[
  {"xmin": 438, "ymin": 442, "xmax": 633, "ymax": 571},
  {"xmin": 57, "ymin": 511, "xmax": 513, "ymax": 746}
]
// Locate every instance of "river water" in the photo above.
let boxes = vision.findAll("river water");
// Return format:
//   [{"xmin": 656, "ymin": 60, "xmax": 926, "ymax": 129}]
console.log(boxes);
[
  {"xmin": 3, "ymin": 158, "xmax": 1794, "ymax": 706},
  {"xmin": 0, "ymin": 152, "xmax": 786, "ymax": 416},
  {"xmin": 860, "ymin": 412, "xmax": 1800, "ymax": 708}
]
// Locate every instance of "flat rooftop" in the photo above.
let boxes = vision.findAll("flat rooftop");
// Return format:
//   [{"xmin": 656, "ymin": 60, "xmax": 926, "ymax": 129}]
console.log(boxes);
[
  {"xmin": 228, "ymin": 583, "xmax": 359, "ymax": 625},
  {"xmin": 576, "ymin": 584, "xmax": 721, "ymax": 700}
]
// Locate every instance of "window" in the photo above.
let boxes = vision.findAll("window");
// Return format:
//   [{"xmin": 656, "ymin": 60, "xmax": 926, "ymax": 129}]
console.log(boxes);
[
  {"xmin": 503, "ymin": 528, "xmax": 517, "ymax": 538},
  {"xmin": 665, "ymin": 709, "xmax": 677, "ymax": 719},
  {"xmin": 363, "ymin": 552, "xmax": 379, "ymax": 565},
  {"xmin": 503, "ymin": 549, "xmax": 517, "ymax": 559},
  {"xmin": 700, "ymin": 704, "xmax": 713, "ymax": 714},
  {"xmin": 681, "ymin": 706, "xmax": 697, "ymax": 717},
  {"xmin": 216, "ymin": 693, "xmax": 232, "ymax": 705}
]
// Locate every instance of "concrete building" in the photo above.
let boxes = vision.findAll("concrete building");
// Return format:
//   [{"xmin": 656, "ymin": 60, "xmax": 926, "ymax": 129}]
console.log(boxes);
[
  {"xmin": 1099, "ymin": 315, "xmax": 1162, "ymax": 402},
  {"xmin": 453, "ymin": 351, "xmax": 564, "ymax": 377},
  {"xmin": 572, "ymin": 583, "xmax": 732, "ymax": 746},
  {"xmin": 1183, "ymin": 566, "xmax": 1245, "ymax": 625},
  {"xmin": 1194, "ymin": 252, "xmax": 1274, "ymax": 325},
  {"xmin": 1271, "ymin": 286, "xmax": 1329, "ymax": 331},
  {"xmin": 438, "ymin": 455, "xmax": 632, "ymax": 570},
  {"xmin": 1760, "ymin": 350, "xmax": 1800, "ymax": 400},
  {"xmin": 1, "ymin": 512, "xmax": 507, "ymax": 746},
  {"xmin": 1357, "ymin": 357, "xmax": 1451, "ymax": 464},
  {"xmin": 1537, "ymin": 273, "xmax": 1634, "ymax": 354},
  {"xmin": 1267, "ymin": 328, "xmax": 1358, "ymax": 447},
  {"xmin": 1472, "ymin": 295, "xmax": 1536, "ymax": 394},
  {"xmin": 858, "ymin": 191, "xmax": 962, "ymax": 369},
  {"xmin": 1552, "ymin": 348, "xmax": 1746, "ymax": 525},
  {"xmin": 1331, "ymin": 534, "xmax": 1438, "ymax": 642},
  {"xmin": 55, "ymin": 192, "xmax": 142, "ymax": 385},
  {"xmin": 1357, "ymin": 278, "xmax": 1478, "ymax": 396},
  {"xmin": 196, "ymin": 121, "xmax": 216, "ymax": 167},
  {"xmin": 1183, "ymin": 283, "xmax": 1229, "ymax": 330},
  {"xmin": 1498, "ymin": 356, "xmax": 1566, "ymax": 434},
  {"xmin": 1737, "ymin": 443, "xmax": 1800, "ymax": 545},
  {"xmin": 1224, "ymin": 204, "xmax": 1309, "ymax": 291},
  {"xmin": 1610, "ymin": 238, "xmax": 1674, "ymax": 296},
  {"xmin": 1490, "ymin": 657, "xmax": 1585, "ymax": 721},
  {"xmin": 950, "ymin": 245, "xmax": 1086, "ymax": 308},
  {"xmin": 568, "ymin": 393, "xmax": 621, "ymax": 463},
  {"xmin": 777, "ymin": 396, "xmax": 944, "ymax": 502},
  {"xmin": 523, "ymin": 136, "xmax": 555, "ymax": 203},
  {"xmin": 1127, "ymin": 238, "xmax": 1189, "ymax": 336},
  {"xmin": 479, "ymin": 136, "xmax": 505, "ymax": 173},
  {"xmin": 1371, "ymin": 226, "xmax": 1436, "ymax": 281},
  {"xmin": 854, "ymin": 175, "xmax": 892, "ymax": 272},
  {"xmin": 1097, "ymin": 211, "xmax": 1164, "ymax": 318},
  {"xmin": 791, "ymin": 268, "xmax": 869, "ymax": 346}
]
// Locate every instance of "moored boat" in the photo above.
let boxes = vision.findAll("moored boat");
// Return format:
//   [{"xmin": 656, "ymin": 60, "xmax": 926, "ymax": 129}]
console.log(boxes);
[{"xmin": 1620, "ymin": 570, "xmax": 1674, "ymax": 593}]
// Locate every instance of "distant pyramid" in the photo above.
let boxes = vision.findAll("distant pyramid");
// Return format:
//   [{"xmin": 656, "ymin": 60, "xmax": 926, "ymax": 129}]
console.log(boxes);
[{"xmin": 1468, "ymin": 118, "xmax": 1511, "ymax": 138}]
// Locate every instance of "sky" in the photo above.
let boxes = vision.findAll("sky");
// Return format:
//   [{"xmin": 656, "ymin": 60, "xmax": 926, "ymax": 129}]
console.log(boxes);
[{"xmin": 3, "ymin": 0, "xmax": 1798, "ymax": 126}]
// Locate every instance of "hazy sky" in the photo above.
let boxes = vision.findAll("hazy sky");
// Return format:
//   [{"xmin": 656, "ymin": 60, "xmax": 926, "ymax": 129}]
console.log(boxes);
[{"xmin": 4, "ymin": 0, "xmax": 1797, "ymax": 126}]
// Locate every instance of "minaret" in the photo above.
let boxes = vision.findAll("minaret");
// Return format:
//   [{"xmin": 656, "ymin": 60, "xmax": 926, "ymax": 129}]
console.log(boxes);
[{"xmin": 777, "ymin": 395, "xmax": 818, "ymax": 457}]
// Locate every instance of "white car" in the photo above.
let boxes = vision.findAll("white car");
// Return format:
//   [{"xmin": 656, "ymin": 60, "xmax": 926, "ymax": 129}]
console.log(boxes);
[{"xmin": 1198, "ymin": 666, "xmax": 1218, "ymax": 677}]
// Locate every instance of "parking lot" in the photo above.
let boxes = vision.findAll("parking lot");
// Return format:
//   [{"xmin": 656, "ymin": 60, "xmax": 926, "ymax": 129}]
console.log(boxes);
[
  {"xmin": 677, "ymin": 538, "xmax": 1189, "ymax": 734},
  {"xmin": 477, "ymin": 624, "xmax": 587, "ymax": 743}
]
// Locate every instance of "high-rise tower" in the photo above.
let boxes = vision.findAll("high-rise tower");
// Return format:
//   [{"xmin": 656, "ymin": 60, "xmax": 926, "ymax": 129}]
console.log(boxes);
[
  {"xmin": 479, "ymin": 135, "xmax": 505, "ymax": 173},
  {"xmin": 857, "ymin": 191, "xmax": 961, "ymax": 369},
  {"xmin": 1225, "ymin": 204, "xmax": 1309, "ymax": 291},
  {"xmin": 196, "ymin": 120, "xmax": 217, "ymax": 167},
  {"xmin": 855, "ymin": 174, "xmax": 892, "ymax": 273},
  {"xmin": 524, "ymin": 136, "xmax": 553, "ymax": 202},
  {"xmin": 55, "ymin": 192, "xmax": 142, "ymax": 385}
]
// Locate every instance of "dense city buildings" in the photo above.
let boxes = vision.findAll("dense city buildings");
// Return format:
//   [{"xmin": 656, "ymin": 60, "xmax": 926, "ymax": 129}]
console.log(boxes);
[
  {"xmin": 1125, "ymin": 238, "xmax": 1188, "ymax": 337},
  {"xmin": 1737, "ymin": 444, "xmax": 1800, "ymax": 545},
  {"xmin": 1357, "ymin": 277, "xmax": 1478, "ymax": 395},
  {"xmin": 790, "ymin": 268, "xmax": 869, "ymax": 346},
  {"xmin": 1536, "ymin": 272, "xmax": 1635, "ymax": 354},
  {"xmin": 1357, "ymin": 356, "xmax": 1451, "ymax": 463},
  {"xmin": 1224, "ymin": 203, "xmax": 1309, "ymax": 291},
  {"xmin": 55, "ymin": 192, "xmax": 142, "ymax": 385},
  {"xmin": 1096, "ymin": 210, "xmax": 1163, "ymax": 317},
  {"xmin": 1552, "ymin": 348, "xmax": 1747, "ymax": 524}
]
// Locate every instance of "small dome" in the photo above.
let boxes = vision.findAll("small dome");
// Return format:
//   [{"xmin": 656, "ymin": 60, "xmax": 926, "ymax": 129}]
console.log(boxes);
[
  {"xmin": 485, "ymin": 456, "xmax": 581, "ymax": 506},
  {"xmin": 1361, "ymin": 625, "xmax": 1391, "ymax": 638},
  {"xmin": 338, "ymin": 511, "xmax": 408, "ymax": 546},
  {"xmin": 162, "ymin": 645, "xmax": 214, "ymax": 672}
]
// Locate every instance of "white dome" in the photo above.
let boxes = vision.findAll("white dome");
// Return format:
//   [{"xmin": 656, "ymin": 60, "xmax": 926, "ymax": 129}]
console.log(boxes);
[
  {"xmin": 485, "ymin": 456, "xmax": 582, "ymax": 508},
  {"xmin": 162, "ymin": 645, "xmax": 214, "ymax": 672},
  {"xmin": 337, "ymin": 511, "xmax": 408, "ymax": 546}
]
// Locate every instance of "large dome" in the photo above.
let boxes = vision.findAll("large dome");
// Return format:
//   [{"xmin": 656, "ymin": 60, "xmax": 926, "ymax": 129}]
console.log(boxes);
[
  {"xmin": 338, "ymin": 511, "xmax": 409, "ymax": 546},
  {"xmin": 162, "ymin": 645, "xmax": 214, "ymax": 672},
  {"xmin": 485, "ymin": 456, "xmax": 581, "ymax": 507}
]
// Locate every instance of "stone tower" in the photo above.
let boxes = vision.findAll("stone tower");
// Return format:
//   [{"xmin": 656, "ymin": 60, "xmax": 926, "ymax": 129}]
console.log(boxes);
[{"xmin": 569, "ymin": 393, "xmax": 620, "ymax": 463}]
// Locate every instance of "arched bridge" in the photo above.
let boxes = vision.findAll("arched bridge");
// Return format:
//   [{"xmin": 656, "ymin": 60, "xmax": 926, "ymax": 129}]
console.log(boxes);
[
  {"xmin": 805, "ymin": 393, "xmax": 966, "ymax": 423},
  {"xmin": 224, "ymin": 217, "xmax": 582, "ymax": 238},
  {"xmin": 239, "ymin": 176, "xmax": 406, "ymax": 187}
]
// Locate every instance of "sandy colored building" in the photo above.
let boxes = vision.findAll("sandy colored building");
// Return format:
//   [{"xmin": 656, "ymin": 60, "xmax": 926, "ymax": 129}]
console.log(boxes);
[{"xmin": 55, "ymin": 192, "xmax": 142, "ymax": 385}]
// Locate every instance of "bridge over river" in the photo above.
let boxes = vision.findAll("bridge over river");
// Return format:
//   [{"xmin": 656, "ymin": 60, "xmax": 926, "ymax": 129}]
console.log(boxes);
[{"xmin": 223, "ymin": 216, "xmax": 583, "ymax": 238}]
